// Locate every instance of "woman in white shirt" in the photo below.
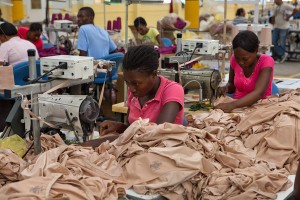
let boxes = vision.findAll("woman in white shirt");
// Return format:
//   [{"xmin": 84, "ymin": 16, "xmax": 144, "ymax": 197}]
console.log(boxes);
[
  {"xmin": 233, "ymin": 8, "xmax": 248, "ymax": 25},
  {"xmin": 0, "ymin": 22, "xmax": 39, "ymax": 66}
]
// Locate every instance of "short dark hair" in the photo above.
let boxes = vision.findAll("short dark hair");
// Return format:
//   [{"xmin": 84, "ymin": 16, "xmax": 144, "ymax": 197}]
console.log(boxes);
[
  {"xmin": 79, "ymin": 7, "xmax": 95, "ymax": 18},
  {"xmin": 29, "ymin": 23, "xmax": 43, "ymax": 32},
  {"xmin": 236, "ymin": 8, "xmax": 245, "ymax": 16},
  {"xmin": 134, "ymin": 17, "xmax": 147, "ymax": 28},
  {"xmin": 123, "ymin": 45, "xmax": 159, "ymax": 74},
  {"xmin": 232, "ymin": 30, "xmax": 259, "ymax": 53},
  {"xmin": 0, "ymin": 22, "xmax": 17, "ymax": 36}
]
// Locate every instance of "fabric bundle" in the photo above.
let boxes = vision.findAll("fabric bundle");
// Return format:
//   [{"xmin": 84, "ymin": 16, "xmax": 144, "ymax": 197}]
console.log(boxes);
[{"xmin": 0, "ymin": 135, "xmax": 126, "ymax": 200}]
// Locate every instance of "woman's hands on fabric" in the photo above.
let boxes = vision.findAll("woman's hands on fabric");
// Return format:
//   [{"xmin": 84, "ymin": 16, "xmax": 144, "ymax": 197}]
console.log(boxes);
[
  {"xmin": 214, "ymin": 102, "xmax": 236, "ymax": 113},
  {"xmin": 217, "ymin": 86, "xmax": 228, "ymax": 97},
  {"xmin": 99, "ymin": 120, "xmax": 127, "ymax": 136}
]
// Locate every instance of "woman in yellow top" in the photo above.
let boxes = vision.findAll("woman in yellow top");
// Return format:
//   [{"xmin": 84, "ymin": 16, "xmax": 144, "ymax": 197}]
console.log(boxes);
[{"xmin": 134, "ymin": 17, "xmax": 163, "ymax": 46}]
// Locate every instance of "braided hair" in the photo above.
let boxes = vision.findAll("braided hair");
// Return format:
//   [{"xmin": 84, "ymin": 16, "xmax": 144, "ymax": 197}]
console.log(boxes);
[
  {"xmin": 134, "ymin": 17, "xmax": 147, "ymax": 28},
  {"xmin": 232, "ymin": 30, "xmax": 259, "ymax": 53},
  {"xmin": 0, "ymin": 22, "xmax": 17, "ymax": 36},
  {"xmin": 123, "ymin": 45, "xmax": 160, "ymax": 75}
]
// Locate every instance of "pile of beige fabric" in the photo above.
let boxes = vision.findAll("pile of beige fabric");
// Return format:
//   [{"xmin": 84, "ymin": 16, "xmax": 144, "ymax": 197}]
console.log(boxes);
[
  {"xmin": 1, "ymin": 89, "xmax": 300, "ymax": 199},
  {"xmin": 98, "ymin": 89, "xmax": 300, "ymax": 199},
  {"xmin": 0, "ymin": 134, "xmax": 126, "ymax": 200}
]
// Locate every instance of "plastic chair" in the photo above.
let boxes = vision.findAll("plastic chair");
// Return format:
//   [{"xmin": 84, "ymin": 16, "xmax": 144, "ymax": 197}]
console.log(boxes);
[
  {"xmin": 0, "ymin": 60, "xmax": 43, "ymax": 100},
  {"xmin": 43, "ymin": 43, "xmax": 54, "ymax": 49},
  {"xmin": 162, "ymin": 37, "xmax": 173, "ymax": 47},
  {"xmin": 13, "ymin": 60, "xmax": 43, "ymax": 86},
  {"xmin": 272, "ymin": 82, "xmax": 280, "ymax": 95},
  {"xmin": 94, "ymin": 52, "xmax": 124, "ymax": 101}
]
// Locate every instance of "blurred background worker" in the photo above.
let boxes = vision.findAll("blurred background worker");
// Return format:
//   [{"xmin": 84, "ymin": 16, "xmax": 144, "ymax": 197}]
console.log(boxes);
[
  {"xmin": 77, "ymin": 6, "xmax": 117, "ymax": 59},
  {"xmin": 271, "ymin": 0, "xmax": 299, "ymax": 63},
  {"xmin": 232, "ymin": 8, "xmax": 248, "ymax": 25},
  {"xmin": 0, "ymin": 22, "xmax": 39, "ymax": 66},
  {"xmin": 17, "ymin": 22, "xmax": 43, "ymax": 50},
  {"xmin": 134, "ymin": 17, "xmax": 163, "ymax": 47}
]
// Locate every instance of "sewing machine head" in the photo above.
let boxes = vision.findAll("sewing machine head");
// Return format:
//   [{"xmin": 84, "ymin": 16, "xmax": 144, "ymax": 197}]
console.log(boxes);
[
  {"xmin": 38, "ymin": 95, "xmax": 99, "ymax": 141},
  {"xmin": 158, "ymin": 68, "xmax": 221, "ymax": 104}
]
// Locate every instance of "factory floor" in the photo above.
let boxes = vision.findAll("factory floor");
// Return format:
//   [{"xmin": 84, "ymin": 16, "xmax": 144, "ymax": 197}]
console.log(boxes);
[{"xmin": 274, "ymin": 60, "xmax": 300, "ymax": 78}]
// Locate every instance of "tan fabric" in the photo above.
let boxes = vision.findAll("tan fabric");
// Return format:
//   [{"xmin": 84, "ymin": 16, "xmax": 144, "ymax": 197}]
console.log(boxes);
[
  {"xmin": 0, "ymin": 149, "xmax": 27, "ymax": 186},
  {"xmin": 4, "ymin": 89, "xmax": 300, "ymax": 199},
  {"xmin": 0, "ymin": 137, "xmax": 126, "ymax": 199},
  {"xmin": 98, "ymin": 115, "xmax": 294, "ymax": 199},
  {"xmin": 0, "ymin": 174, "xmax": 117, "ymax": 200}
]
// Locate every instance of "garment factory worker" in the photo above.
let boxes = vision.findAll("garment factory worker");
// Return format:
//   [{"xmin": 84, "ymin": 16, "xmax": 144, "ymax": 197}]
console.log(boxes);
[
  {"xmin": 77, "ymin": 7, "xmax": 117, "ymax": 59},
  {"xmin": 18, "ymin": 22, "xmax": 43, "ymax": 50},
  {"xmin": 215, "ymin": 30, "xmax": 274, "ymax": 113},
  {"xmin": 100, "ymin": 45, "xmax": 184, "ymax": 135},
  {"xmin": 134, "ymin": 17, "xmax": 163, "ymax": 46},
  {"xmin": 232, "ymin": 8, "xmax": 248, "ymax": 25},
  {"xmin": 0, "ymin": 22, "xmax": 39, "ymax": 66},
  {"xmin": 271, "ymin": 0, "xmax": 299, "ymax": 63}
]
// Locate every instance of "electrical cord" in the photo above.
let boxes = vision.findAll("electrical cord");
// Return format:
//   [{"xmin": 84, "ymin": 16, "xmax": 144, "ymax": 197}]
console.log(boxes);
[
  {"xmin": 189, "ymin": 44, "xmax": 203, "ymax": 61},
  {"xmin": 28, "ymin": 63, "xmax": 67, "ymax": 84}
]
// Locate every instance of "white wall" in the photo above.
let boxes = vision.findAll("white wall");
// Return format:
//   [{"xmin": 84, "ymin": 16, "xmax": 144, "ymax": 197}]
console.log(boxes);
[{"xmin": 23, "ymin": 0, "xmax": 72, "ymax": 22}]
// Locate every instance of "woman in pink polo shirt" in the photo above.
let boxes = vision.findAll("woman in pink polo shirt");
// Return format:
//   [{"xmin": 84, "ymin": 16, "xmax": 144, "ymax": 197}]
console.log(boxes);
[
  {"xmin": 100, "ymin": 45, "xmax": 184, "ymax": 135},
  {"xmin": 216, "ymin": 30, "xmax": 274, "ymax": 112}
]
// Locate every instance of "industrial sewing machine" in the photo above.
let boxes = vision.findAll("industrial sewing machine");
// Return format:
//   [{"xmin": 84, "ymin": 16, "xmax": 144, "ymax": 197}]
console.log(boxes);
[
  {"xmin": 34, "ymin": 55, "xmax": 116, "ymax": 140},
  {"xmin": 1, "ymin": 54, "xmax": 116, "ymax": 154},
  {"xmin": 159, "ymin": 38, "xmax": 222, "ymax": 104}
]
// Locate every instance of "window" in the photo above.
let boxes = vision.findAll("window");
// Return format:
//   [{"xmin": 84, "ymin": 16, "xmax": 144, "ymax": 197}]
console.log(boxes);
[{"xmin": 31, "ymin": 0, "xmax": 42, "ymax": 9}]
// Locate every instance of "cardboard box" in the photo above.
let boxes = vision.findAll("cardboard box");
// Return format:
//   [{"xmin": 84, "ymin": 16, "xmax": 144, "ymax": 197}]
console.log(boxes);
[{"xmin": 0, "ymin": 66, "xmax": 14, "ymax": 89}]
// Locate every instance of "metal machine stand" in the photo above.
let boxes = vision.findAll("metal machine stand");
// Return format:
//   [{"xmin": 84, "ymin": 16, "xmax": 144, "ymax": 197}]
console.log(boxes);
[{"xmin": 3, "ymin": 78, "xmax": 94, "ymax": 154}]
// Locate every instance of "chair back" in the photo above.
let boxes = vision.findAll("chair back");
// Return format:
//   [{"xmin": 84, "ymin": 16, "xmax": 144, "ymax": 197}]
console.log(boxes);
[
  {"xmin": 272, "ymin": 82, "xmax": 279, "ymax": 95},
  {"xmin": 162, "ymin": 37, "xmax": 173, "ymax": 47},
  {"xmin": 101, "ymin": 52, "xmax": 123, "ymax": 75},
  {"xmin": 13, "ymin": 60, "xmax": 42, "ymax": 86},
  {"xmin": 98, "ymin": 52, "xmax": 124, "ymax": 78}
]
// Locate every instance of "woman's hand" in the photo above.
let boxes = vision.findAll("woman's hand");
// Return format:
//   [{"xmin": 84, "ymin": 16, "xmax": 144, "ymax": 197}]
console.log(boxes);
[
  {"xmin": 217, "ymin": 86, "xmax": 228, "ymax": 97},
  {"xmin": 99, "ymin": 120, "xmax": 127, "ymax": 136},
  {"xmin": 214, "ymin": 102, "xmax": 236, "ymax": 113}
]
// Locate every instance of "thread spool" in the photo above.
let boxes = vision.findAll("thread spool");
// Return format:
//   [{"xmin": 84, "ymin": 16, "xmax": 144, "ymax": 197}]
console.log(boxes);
[
  {"xmin": 117, "ymin": 17, "xmax": 121, "ymax": 30},
  {"xmin": 260, "ymin": 27, "xmax": 272, "ymax": 46},
  {"xmin": 107, "ymin": 20, "xmax": 112, "ymax": 30},
  {"xmin": 112, "ymin": 20, "xmax": 117, "ymax": 30},
  {"xmin": 231, "ymin": 25, "xmax": 239, "ymax": 41},
  {"xmin": 57, "ymin": 13, "xmax": 63, "ymax": 20}
]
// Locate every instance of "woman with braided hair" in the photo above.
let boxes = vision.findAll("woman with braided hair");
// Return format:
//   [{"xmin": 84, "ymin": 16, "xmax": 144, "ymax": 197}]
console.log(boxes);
[
  {"xmin": 216, "ymin": 30, "xmax": 274, "ymax": 112},
  {"xmin": 100, "ymin": 45, "xmax": 184, "ymax": 135}
]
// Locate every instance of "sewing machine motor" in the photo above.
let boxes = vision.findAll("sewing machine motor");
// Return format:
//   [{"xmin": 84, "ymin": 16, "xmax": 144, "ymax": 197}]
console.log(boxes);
[{"xmin": 38, "ymin": 95, "xmax": 99, "ymax": 140}]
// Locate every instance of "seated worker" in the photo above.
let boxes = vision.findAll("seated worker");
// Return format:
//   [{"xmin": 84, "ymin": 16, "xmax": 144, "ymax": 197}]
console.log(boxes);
[
  {"xmin": 100, "ymin": 45, "xmax": 184, "ymax": 135},
  {"xmin": 77, "ymin": 7, "xmax": 117, "ymax": 59},
  {"xmin": 0, "ymin": 22, "xmax": 39, "ymax": 66},
  {"xmin": 215, "ymin": 30, "xmax": 274, "ymax": 113},
  {"xmin": 134, "ymin": 17, "xmax": 163, "ymax": 47},
  {"xmin": 17, "ymin": 22, "xmax": 43, "ymax": 50},
  {"xmin": 232, "ymin": 8, "xmax": 248, "ymax": 25}
]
